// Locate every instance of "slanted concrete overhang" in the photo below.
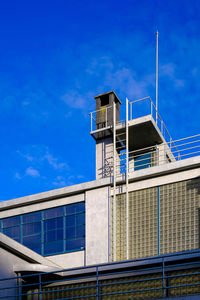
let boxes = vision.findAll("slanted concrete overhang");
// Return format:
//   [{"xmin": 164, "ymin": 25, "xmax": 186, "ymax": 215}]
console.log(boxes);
[
  {"xmin": 14, "ymin": 263, "xmax": 61, "ymax": 274},
  {"xmin": 0, "ymin": 233, "xmax": 61, "ymax": 269}
]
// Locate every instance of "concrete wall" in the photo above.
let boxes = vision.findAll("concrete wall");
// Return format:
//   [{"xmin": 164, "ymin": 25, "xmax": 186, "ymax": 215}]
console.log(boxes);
[
  {"xmin": 96, "ymin": 137, "xmax": 113, "ymax": 179},
  {"xmin": 0, "ymin": 247, "xmax": 28, "ymax": 299},
  {"xmin": 86, "ymin": 186, "xmax": 109, "ymax": 265}
]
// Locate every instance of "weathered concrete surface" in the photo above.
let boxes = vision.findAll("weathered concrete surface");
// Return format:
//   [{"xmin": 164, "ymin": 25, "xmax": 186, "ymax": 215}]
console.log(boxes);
[
  {"xmin": 96, "ymin": 137, "xmax": 113, "ymax": 179},
  {"xmin": 86, "ymin": 186, "xmax": 109, "ymax": 265},
  {"xmin": 47, "ymin": 251, "xmax": 85, "ymax": 269}
]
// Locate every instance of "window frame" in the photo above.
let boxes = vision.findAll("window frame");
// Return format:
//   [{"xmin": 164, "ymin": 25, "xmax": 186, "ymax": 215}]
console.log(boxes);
[{"xmin": 0, "ymin": 202, "xmax": 85, "ymax": 256}]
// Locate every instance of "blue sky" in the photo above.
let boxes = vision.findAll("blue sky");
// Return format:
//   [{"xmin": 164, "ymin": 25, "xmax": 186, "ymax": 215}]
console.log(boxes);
[{"xmin": 0, "ymin": 0, "xmax": 200, "ymax": 200}]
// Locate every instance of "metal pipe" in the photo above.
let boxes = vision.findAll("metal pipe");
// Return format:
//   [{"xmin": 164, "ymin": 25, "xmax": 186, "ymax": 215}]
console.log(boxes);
[
  {"xmin": 129, "ymin": 96, "xmax": 150, "ymax": 104},
  {"xmin": 169, "ymin": 133, "xmax": 200, "ymax": 144},
  {"xmin": 169, "ymin": 139, "xmax": 200, "ymax": 149},
  {"xmin": 172, "ymin": 144, "xmax": 200, "ymax": 154},
  {"xmin": 39, "ymin": 274, "xmax": 42, "ymax": 300},
  {"xmin": 162, "ymin": 258, "xmax": 165, "ymax": 297},
  {"xmin": 156, "ymin": 31, "xmax": 159, "ymax": 124},
  {"xmin": 126, "ymin": 97, "xmax": 129, "ymax": 260},
  {"xmin": 113, "ymin": 100, "xmax": 116, "ymax": 262},
  {"xmin": 96, "ymin": 266, "xmax": 99, "ymax": 299}
]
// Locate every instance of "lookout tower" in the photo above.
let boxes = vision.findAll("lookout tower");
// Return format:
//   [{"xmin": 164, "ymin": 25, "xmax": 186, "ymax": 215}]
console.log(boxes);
[
  {"xmin": 90, "ymin": 91, "xmax": 175, "ymax": 181},
  {"xmin": 92, "ymin": 91, "xmax": 121, "ymax": 179}
]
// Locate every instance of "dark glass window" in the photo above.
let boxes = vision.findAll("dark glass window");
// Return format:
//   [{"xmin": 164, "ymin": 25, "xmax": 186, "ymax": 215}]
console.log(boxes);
[
  {"xmin": 23, "ymin": 234, "xmax": 41, "ymax": 245},
  {"xmin": 0, "ymin": 202, "xmax": 85, "ymax": 256},
  {"xmin": 2, "ymin": 216, "xmax": 20, "ymax": 228},
  {"xmin": 4, "ymin": 226, "xmax": 20, "ymax": 240},
  {"xmin": 44, "ymin": 207, "xmax": 63, "ymax": 219},
  {"xmin": 44, "ymin": 240, "xmax": 64, "ymax": 255},
  {"xmin": 22, "ymin": 212, "xmax": 42, "ymax": 224},
  {"xmin": 44, "ymin": 217, "xmax": 63, "ymax": 231},
  {"xmin": 44, "ymin": 229, "xmax": 63, "ymax": 243},
  {"xmin": 22, "ymin": 222, "xmax": 41, "ymax": 236},
  {"xmin": 134, "ymin": 152, "xmax": 152, "ymax": 171},
  {"xmin": 66, "ymin": 237, "xmax": 85, "ymax": 252}
]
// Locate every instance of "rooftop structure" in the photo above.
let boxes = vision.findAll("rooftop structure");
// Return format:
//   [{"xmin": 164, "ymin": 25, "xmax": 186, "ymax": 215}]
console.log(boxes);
[{"xmin": 0, "ymin": 91, "xmax": 200, "ymax": 299}]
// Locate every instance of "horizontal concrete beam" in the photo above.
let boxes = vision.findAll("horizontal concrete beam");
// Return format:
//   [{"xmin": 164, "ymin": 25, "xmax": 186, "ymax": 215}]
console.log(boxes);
[{"xmin": 0, "ymin": 177, "xmax": 111, "ymax": 211}]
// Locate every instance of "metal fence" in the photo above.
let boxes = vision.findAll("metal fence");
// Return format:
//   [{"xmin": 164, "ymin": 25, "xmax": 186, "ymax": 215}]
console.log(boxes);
[{"xmin": 1, "ymin": 250, "xmax": 200, "ymax": 299}]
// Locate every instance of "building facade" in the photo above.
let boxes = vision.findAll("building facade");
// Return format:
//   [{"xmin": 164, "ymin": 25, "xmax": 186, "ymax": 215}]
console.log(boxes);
[{"xmin": 0, "ymin": 91, "xmax": 200, "ymax": 299}]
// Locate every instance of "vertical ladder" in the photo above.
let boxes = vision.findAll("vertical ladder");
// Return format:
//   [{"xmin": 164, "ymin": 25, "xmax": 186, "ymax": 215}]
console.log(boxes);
[{"xmin": 113, "ymin": 98, "xmax": 129, "ymax": 261}]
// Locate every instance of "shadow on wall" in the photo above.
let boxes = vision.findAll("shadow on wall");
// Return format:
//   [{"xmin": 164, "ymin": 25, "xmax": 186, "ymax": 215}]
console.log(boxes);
[
  {"xmin": 186, "ymin": 176, "xmax": 200, "ymax": 194},
  {"xmin": 186, "ymin": 176, "xmax": 200, "ymax": 249}
]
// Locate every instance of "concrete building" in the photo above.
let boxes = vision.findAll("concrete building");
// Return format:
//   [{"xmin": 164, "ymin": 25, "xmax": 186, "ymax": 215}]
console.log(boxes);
[{"xmin": 0, "ymin": 91, "xmax": 200, "ymax": 299}]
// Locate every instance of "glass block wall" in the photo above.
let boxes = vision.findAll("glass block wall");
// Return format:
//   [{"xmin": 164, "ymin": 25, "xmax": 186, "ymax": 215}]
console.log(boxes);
[
  {"xmin": 114, "ymin": 187, "xmax": 157, "ymax": 261},
  {"xmin": 113, "ymin": 178, "xmax": 200, "ymax": 261},
  {"xmin": 129, "ymin": 187, "xmax": 158, "ymax": 259},
  {"xmin": 159, "ymin": 179, "xmax": 199, "ymax": 254},
  {"xmin": 116, "ymin": 194, "xmax": 127, "ymax": 261},
  {"xmin": 0, "ymin": 202, "xmax": 85, "ymax": 256}
]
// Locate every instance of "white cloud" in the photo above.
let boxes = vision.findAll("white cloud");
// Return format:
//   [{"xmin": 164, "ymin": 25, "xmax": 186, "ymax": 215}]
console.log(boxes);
[
  {"xmin": 44, "ymin": 153, "xmax": 68, "ymax": 170},
  {"xmin": 160, "ymin": 63, "xmax": 175, "ymax": 78},
  {"xmin": 160, "ymin": 63, "xmax": 185, "ymax": 88},
  {"xmin": 15, "ymin": 172, "xmax": 22, "ymax": 179},
  {"xmin": 106, "ymin": 67, "xmax": 154, "ymax": 98},
  {"xmin": 26, "ymin": 167, "xmax": 40, "ymax": 177},
  {"xmin": 62, "ymin": 91, "xmax": 86, "ymax": 109},
  {"xmin": 85, "ymin": 56, "xmax": 114, "ymax": 75},
  {"xmin": 53, "ymin": 176, "xmax": 67, "ymax": 187}
]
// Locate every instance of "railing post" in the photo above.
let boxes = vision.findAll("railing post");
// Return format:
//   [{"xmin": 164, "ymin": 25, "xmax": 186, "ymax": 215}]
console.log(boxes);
[
  {"xmin": 113, "ymin": 100, "xmax": 116, "ymax": 262},
  {"xmin": 162, "ymin": 258, "xmax": 165, "ymax": 298},
  {"xmin": 106, "ymin": 107, "xmax": 108, "ymax": 127},
  {"xmin": 131, "ymin": 102, "xmax": 132, "ymax": 120},
  {"xmin": 96, "ymin": 266, "xmax": 99, "ymax": 300},
  {"xmin": 91, "ymin": 113, "xmax": 93, "ymax": 132},
  {"xmin": 18, "ymin": 273, "xmax": 22, "ymax": 300},
  {"xmin": 126, "ymin": 97, "xmax": 129, "ymax": 260},
  {"xmin": 39, "ymin": 274, "xmax": 42, "ymax": 300}
]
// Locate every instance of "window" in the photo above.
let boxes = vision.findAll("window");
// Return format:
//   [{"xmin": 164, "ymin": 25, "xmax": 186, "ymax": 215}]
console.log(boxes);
[
  {"xmin": 0, "ymin": 202, "xmax": 85, "ymax": 256},
  {"xmin": 134, "ymin": 152, "xmax": 152, "ymax": 171},
  {"xmin": 100, "ymin": 94, "xmax": 109, "ymax": 107}
]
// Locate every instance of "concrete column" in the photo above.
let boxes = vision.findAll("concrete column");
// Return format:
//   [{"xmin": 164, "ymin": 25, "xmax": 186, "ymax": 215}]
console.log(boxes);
[{"xmin": 85, "ymin": 186, "xmax": 109, "ymax": 265}]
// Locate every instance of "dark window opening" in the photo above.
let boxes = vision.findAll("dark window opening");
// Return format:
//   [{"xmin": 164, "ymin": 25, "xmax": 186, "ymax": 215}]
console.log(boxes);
[{"xmin": 100, "ymin": 94, "xmax": 109, "ymax": 107}]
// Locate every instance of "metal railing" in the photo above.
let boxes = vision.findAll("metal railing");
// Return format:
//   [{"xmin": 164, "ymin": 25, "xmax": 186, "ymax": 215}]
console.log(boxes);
[
  {"xmin": 168, "ymin": 134, "xmax": 200, "ymax": 161},
  {"xmin": 89, "ymin": 105, "xmax": 112, "ymax": 133},
  {"xmin": 0, "ymin": 249, "xmax": 200, "ymax": 299},
  {"xmin": 90, "ymin": 97, "xmax": 200, "ymax": 178},
  {"xmin": 129, "ymin": 96, "xmax": 174, "ymax": 145},
  {"xmin": 105, "ymin": 133, "xmax": 200, "ymax": 178}
]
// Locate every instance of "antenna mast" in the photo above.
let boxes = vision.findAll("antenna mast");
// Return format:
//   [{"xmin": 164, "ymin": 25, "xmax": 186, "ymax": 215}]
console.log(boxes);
[{"xmin": 156, "ymin": 31, "xmax": 159, "ymax": 124}]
